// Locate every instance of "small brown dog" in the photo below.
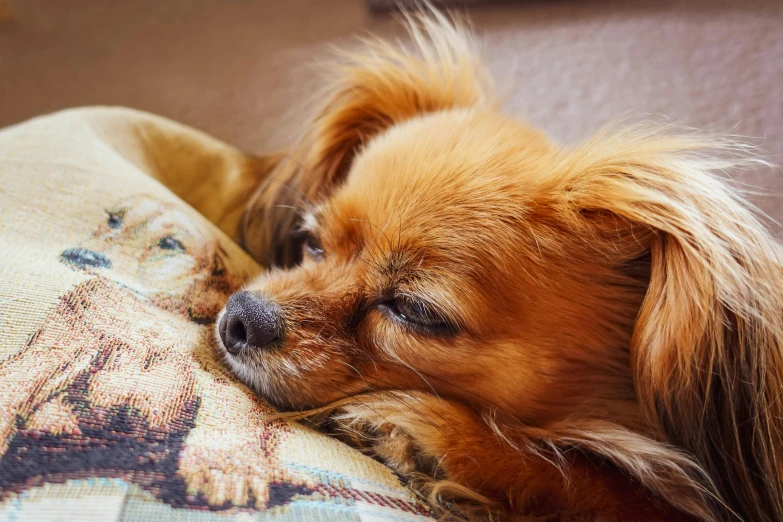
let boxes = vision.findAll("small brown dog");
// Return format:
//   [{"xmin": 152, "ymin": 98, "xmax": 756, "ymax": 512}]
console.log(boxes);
[{"xmin": 217, "ymin": 12, "xmax": 783, "ymax": 522}]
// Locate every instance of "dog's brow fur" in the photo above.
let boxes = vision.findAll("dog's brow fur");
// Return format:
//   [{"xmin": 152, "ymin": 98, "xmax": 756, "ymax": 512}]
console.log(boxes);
[{"xmin": 221, "ymin": 9, "xmax": 783, "ymax": 522}]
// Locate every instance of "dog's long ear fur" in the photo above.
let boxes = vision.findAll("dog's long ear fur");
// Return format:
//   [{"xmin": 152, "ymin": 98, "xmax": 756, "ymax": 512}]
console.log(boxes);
[
  {"xmin": 563, "ymin": 127, "xmax": 783, "ymax": 522},
  {"xmin": 241, "ymin": 11, "xmax": 492, "ymax": 267}
]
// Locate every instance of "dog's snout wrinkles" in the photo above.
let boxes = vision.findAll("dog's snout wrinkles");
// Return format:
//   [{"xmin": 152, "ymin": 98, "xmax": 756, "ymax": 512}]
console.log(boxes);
[
  {"xmin": 220, "ymin": 291, "xmax": 283, "ymax": 355},
  {"xmin": 60, "ymin": 248, "xmax": 112, "ymax": 269}
]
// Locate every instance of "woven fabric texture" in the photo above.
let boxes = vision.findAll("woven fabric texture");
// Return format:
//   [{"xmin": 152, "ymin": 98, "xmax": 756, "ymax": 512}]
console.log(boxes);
[{"xmin": 0, "ymin": 107, "xmax": 432, "ymax": 522}]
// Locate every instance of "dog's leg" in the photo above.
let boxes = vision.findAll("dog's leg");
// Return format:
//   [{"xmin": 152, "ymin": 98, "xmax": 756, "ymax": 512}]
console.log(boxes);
[
  {"xmin": 176, "ymin": 341, "xmax": 300, "ymax": 508},
  {"xmin": 0, "ymin": 328, "xmax": 95, "ymax": 456},
  {"xmin": 334, "ymin": 393, "xmax": 696, "ymax": 522},
  {"xmin": 0, "ymin": 279, "xmax": 131, "ymax": 456},
  {"xmin": 0, "ymin": 349, "xmax": 52, "ymax": 455},
  {"xmin": 24, "ymin": 394, "xmax": 81, "ymax": 437}
]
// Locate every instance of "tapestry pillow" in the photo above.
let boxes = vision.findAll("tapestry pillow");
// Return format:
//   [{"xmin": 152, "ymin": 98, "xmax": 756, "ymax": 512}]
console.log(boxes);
[{"xmin": 0, "ymin": 107, "xmax": 432, "ymax": 522}]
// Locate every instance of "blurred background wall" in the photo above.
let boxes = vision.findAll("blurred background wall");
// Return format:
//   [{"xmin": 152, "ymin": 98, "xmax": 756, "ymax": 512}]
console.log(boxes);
[{"xmin": 1, "ymin": 0, "xmax": 781, "ymax": 224}]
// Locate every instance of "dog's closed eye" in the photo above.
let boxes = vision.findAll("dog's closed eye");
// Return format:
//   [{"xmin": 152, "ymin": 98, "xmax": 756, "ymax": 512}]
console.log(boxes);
[
  {"xmin": 158, "ymin": 236, "xmax": 184, "ymax": 251},
  {"xmin": 302, "ymin": 232, "xmax": 324, "ymax": 261},
  {"xmin": 379, "ymin": 296, "xmax": 455, "ymax": 335}
]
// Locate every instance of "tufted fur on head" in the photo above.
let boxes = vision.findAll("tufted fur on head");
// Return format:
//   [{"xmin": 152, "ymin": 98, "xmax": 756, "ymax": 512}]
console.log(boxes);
[
  {"xmin": 226, "ymin": 9, "xmax": 783, "ymax": 522},
  {"xmin": 239, "ymin": 10, "xmax": 493, "ymax": 268}
]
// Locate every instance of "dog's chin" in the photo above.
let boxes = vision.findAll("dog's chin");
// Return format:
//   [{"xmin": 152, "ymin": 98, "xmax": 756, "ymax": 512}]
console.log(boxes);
[
  {"xmin": 212, "ymin": 333, "xmax": 301, "ymax": 411},
  {"xmin": 225, "ymin": 357, "xmax": 293, "ymax": 410}
]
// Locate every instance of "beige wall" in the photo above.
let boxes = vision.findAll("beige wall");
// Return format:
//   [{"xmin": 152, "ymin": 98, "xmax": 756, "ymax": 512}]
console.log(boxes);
[{"xmin": 1, "ymin": 0, "xmax": 781, "ymax": 229}]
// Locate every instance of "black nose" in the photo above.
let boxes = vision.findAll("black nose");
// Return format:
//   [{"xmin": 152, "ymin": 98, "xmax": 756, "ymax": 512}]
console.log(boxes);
[
  {"xmin": 219, "ymin": 291, "xmax": 283, "ymax": 355},
  {"xmin": 60, "ymin": 248, "xmax": 112, "ymax": 269}
]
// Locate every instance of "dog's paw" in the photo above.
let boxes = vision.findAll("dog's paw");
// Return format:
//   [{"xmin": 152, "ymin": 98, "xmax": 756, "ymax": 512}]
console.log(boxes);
[
  {"xmin": 332, "ymin": 392, "xmax": 474, "ymax": 476},
  {"xmin": 177, "ymin": 433, "xmax": 274, "ymax": 507},
  {"xmin": 331, "ymin": 392, "xmax": 499, "ymax": 521}
]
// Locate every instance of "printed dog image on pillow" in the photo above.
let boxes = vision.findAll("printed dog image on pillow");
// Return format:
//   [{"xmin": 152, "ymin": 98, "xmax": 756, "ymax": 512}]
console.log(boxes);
[
  {"xmin": 60, "ymin": 195, "xmax": 237, "ymax": 323},
  {"xmin": 0, "ymin": 194, "xmax": 313, "ymax": 510}
]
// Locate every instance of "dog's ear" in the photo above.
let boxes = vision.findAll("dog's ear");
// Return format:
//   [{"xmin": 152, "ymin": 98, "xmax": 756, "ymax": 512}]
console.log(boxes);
[
  {"xmin": 241, "ymin": 12, "xmax": 492, "ymax": 267},
  {"xmin": 210, "ymin": 246, "xmax": 227, "ymax": 276},
  {"xmin": 188, "ymin": 283, "xmax": 230, "ymax": 324},
  {"xmin": 185, "ymin": 245, "xmax": 237, "ymax": 324},
  {"xmin": 302, "ymin": 11, "xmax": 491, "ymax": 194},
  {"xmin": 563, "ymin": 127, "xmax": 783, "ymax": 522}
]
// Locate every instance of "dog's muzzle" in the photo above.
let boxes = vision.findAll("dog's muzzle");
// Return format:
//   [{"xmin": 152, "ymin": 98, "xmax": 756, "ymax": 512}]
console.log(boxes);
[
  {"xmin": 60, "ymin": 248, "xmax": 112, "ymax": 269},
  {"xmin": 219, "ymin": 291, "xmax": 284, "ymax": 355}
]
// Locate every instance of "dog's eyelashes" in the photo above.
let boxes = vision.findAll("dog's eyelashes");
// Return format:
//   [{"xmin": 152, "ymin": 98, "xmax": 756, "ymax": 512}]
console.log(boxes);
[
  {"xmin": 158, "ymin": 236, "xmax": 185, "ymax": 251},
  {"xmin": 303, "ymin": 233, "xmax": 324, "ymax": 261},
  {"xmin": 381, "ymin": 297, "xmax": 454, "ymax": 335},
  {"xmin": 392, "ymin": 299, "xmax": 439, "ymax": 326}
]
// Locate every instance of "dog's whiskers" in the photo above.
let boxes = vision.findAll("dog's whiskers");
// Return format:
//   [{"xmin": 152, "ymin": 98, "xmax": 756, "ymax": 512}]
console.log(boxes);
[
  {"xmin": 358, "ymin": 357, "xmax": 523, "ymax": 424},
  {"xmin": 335, "ymin": 360, "xmax": 448, "ymax": 432}
]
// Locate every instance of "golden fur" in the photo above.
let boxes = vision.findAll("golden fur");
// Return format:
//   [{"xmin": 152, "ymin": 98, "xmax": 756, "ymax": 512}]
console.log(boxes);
[{"xmin": 220, "ymin": 11, "xmax": 783, "ymax": 522}]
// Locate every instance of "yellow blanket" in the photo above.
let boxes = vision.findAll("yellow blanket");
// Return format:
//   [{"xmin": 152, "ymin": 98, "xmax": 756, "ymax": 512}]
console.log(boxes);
[{"xmin": 0, "ymin": 107, "xmax": 431, "ymax": 521}]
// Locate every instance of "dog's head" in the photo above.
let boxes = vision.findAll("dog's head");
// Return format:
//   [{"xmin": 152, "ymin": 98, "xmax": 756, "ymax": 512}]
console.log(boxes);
[
  {"xmin": 219, "ymin": 13, "xmax": 783, "ymax": 522},
  {"xmin": 61, "ymin": 194, "xmax": 241, "ymax": 323},
  {"xmin": 218, "ymin": 13, "xmax": 654, "ymax": 421}
]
